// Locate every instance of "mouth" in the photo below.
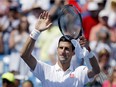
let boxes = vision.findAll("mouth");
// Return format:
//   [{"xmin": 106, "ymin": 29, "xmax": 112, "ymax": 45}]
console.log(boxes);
[
  {"xmin": 59, "ymin": 56, "xmax": 65, "ymax": 60},
  {"xmin": 59, "ymin": 56, "xmax": 68, "ymax": 61}
]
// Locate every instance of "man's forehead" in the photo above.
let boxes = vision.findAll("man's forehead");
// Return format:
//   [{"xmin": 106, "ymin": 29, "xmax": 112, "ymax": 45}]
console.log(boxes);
[{"xmin": 59, "ymin": 41, "xmax": 72, "ymax": 47}]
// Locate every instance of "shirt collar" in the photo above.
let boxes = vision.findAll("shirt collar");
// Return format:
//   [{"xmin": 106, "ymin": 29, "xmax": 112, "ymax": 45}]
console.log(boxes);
[
  {"xmin": 54, "ymin": 62, "xmax": 74, "ymax": 71},
  {"xmin": 54, "ymin": 62, "xmax": 62, "ymax": 71}
]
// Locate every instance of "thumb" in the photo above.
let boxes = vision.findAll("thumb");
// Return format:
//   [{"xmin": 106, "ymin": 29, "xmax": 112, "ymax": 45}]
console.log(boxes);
[{"xmin": 46, "ymin": 23, "xmax": 52, "ymax": 28}]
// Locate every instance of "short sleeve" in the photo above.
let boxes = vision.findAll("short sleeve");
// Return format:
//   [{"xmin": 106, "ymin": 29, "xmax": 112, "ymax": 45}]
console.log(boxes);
[
  {"xmin": 75, "ymin": 66, "xmax": 94, "ymax": 85},
  {"xmin": 81, "ymin": 66, "xmax": 94, "ymax": 84},
  {"xmin": 31, "ymin": 61, "xmax": 45, "ymax": 81}
]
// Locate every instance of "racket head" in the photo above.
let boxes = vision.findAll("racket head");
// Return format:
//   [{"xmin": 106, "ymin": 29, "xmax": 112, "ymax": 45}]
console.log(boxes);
[{"xmin": 58, "ymin": 5, "xmax": 83, "ymax": 40}]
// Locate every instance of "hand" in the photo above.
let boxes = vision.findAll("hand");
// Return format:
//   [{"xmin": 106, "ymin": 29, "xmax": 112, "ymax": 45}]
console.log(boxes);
[
  {"xmin": 35, "ymin": 11, "xmax": 52, "ymax": 32},
  {"xmin": 79, "ymin": 36, "xmax": 86, "ymax": 47},
  {"xmin": 71, "ymin": 39, "xmax": 88, "ymax": 59},
  {"xmin": 79, "ymin": 36, "xmax": 91, "ymax": 51}
]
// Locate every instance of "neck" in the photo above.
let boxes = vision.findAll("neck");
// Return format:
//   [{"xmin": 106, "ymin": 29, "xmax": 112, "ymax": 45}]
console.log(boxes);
[{"xmin": 58, "ymin": 60, "xmax": 70, "ymax": 71}]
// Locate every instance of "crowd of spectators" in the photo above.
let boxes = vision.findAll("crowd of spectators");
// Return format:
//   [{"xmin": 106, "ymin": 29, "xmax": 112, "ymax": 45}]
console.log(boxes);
[{"xmin": 0, "ymin": 0, "xmax": 116, "ymax": 87}]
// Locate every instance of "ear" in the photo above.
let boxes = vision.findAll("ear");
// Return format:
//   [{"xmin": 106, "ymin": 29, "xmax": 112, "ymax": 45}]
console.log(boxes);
[{"xmin": 72, "ymin": 51, "xmax": 75, "ymax": 56}]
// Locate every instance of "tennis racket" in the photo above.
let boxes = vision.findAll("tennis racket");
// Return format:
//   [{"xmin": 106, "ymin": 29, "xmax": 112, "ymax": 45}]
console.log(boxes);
[{"xmin": 58, "ymin": 5, "xmax": 83, "ymax": 40}]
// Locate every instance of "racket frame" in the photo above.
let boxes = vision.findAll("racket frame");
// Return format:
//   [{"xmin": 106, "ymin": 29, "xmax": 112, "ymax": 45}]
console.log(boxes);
[{"xmin": 58, "ymin": 5, "xmax": 83, "ymax": 40}]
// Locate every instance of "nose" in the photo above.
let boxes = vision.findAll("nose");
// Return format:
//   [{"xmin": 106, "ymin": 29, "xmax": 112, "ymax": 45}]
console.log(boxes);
[{"xmin": 61, "ymin": 48, "xmax": 66, "ymax": 55}]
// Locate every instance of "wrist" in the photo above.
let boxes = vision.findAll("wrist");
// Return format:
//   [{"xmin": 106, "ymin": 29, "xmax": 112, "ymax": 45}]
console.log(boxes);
[
  {"xmin": 30, "ymin": 29, "xmax": 40, "ymax": 40},
  {"xmin": 87, "ymin": 51, "xmax": 94, "ymax": 59}
]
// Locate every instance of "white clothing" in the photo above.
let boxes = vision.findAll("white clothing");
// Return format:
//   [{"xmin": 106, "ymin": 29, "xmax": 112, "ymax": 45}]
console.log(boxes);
[
  {"xmin": 108, "ymin": 11, "xmax": 116, "ymax": 28},
  {"xmin": 31, "ymin": 61, "xmax": 93, "ymax": 87}
]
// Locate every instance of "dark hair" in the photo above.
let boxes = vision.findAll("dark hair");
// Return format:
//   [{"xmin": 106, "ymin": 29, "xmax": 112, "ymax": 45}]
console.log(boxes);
[
  {"xmin": 22, "ymin": 80, "xmax": 34, "ymax": 87},
  {"xmin": 2, "ymin": 78, "xmax": 13, "ymax": 84},
  {"xmin": 18, "ymin": 15, "xmax": 29, "ymax": 34},
  {"xmin": 58, "ymin": 35, "xmax": 75, "ymax": 51}
]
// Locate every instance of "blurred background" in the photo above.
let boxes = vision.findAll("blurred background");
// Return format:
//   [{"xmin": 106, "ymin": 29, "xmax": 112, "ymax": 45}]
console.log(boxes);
[{"xmin": 0, "ymin": 0, "xmax": 116, "ymax": 87}]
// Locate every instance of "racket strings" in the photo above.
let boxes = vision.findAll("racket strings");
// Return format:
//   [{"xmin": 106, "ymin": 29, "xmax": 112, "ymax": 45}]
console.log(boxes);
[{"xmin": 58, "ymin": 5, "xmax": 83, "ymax": 40}]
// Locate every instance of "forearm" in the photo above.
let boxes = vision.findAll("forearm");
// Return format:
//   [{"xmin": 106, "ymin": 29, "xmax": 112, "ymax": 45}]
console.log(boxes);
[
  {"xmin": 20, "ymin": 36, "xmax": 37, "ymax": 70},
  {"xmin": 49, "ymin": 0, "xmax": 62, "ymax": 16},
  {"xmin": 88, "ymin": 55, "xmax": 100, "ymax": 78},
  {"xmin": 49, "ymin": 5, "xmax": 59, "ymax": 16},
  {"xmin": 86, "ymin": 47, "xmax": 100, "ymax": 74},
  {"xmin": 20, "ymin": 37, "xmax": 35, "ymax": 58},
  {"xmin": 89, "ymin": 56, "xmax": 100, "ymax": 74}
]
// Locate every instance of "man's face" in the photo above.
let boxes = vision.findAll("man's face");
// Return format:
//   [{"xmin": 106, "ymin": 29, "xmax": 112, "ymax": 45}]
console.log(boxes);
[{"xmin": 57, "ymin": 41, "xmax": 75, "ymax": 64}]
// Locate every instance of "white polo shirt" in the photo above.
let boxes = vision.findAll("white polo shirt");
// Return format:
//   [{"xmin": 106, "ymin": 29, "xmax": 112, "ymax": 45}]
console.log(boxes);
[{"xmin": 31, "ymin": 61, "xmax": 93, "ymax": 87}]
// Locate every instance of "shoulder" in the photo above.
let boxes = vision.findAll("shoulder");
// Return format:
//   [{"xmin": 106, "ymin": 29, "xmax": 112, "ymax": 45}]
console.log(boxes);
[
  {"xmin": 10, "ymin": 29, "xmax": 17, "ymax": 35},
  {"xmin": 75, "ymin": 66, "xmax": 88, "ymax": 71},
  {"xmin": 36, "ymin": 60, "xmax": 51, "ymax": 68},
  {"xmin": 74, "ymin": 66, "xmax": 93, "ymax": 84},
  {"xmin": 74, "ymin": 66, "xmax": 88, "ymax": 76},
  {"xmin": 32, "ymin": 60, "xmax": 52, "ymax": 74}
]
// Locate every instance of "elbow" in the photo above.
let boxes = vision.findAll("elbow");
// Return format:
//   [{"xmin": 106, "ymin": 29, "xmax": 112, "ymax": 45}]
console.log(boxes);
[
  {"xmin": 96, "ymin": 70, "xmax": 100, "ymax": 75},
  {"xmin": 96, "ymin": 65, "xmax": 100, "ymax": 74},
  {"xmin": 20, "ymin": 51, "xmax": 25, "ymax": 59},
  {"xmin": 94, "ymin": 67, "xmax": 100, "ymax": 75},
  {"xmin": 20, "ymin": 51, "xmax": 28, "ymax": 59}
]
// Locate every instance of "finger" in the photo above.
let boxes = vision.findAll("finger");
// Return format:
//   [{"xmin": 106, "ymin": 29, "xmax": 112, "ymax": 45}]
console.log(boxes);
[
  {"xmin": 45, "ymin": 11, "xmax": 49, "ymax": 19},
  {"xmin": 45, "ymin": 13, "xmax": 51, "ymax": 23},
  {"xmin": 44, "ymin": 11, "xmax": 47, "ymax": 19},
  {"xmin": 80, "ymin": 42, "xmax": 86, "ymax": 46},
  {"xmin": 46, "ymin": 23, "xmax": 52, "ymax": 28},
  {"xmin": 39, "ymin": 13, "xmax": 43, "ymax": 19},
  {"xmin": 79, "ymin": 39, "xmax": 86, "ymax": 46},
  {"xmin": 42, "ymin": 11, "xmax": 46, "ymax": 19},
  {"xmin": 79, "ymin": 36, "xmax": 85, "ymax": 40},
  {"xmin": 79, "ymin": 41, "xmax": 86, "ymax": 44}
]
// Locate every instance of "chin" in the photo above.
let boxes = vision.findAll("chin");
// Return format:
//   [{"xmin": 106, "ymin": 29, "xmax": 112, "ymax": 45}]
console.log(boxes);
[
  {"xmin": 60, "ymin": 60, "xmax": 67, "ymax": 64},
  {"xmin": 60, "ymin": 59, "xmax": 68, "ymax": 64},
  {"xmin": 59, "ymin": 56, "xmax": 68, "ymax": 64}
]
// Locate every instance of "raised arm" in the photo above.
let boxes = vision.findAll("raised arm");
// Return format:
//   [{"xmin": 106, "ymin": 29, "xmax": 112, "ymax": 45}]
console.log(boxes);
[
  {"xmin": 79, "ymin": 36, "xmax": 100, "ymax": 78},
  {"xmin": 87, "ymin": 55, "xmax": 100, "ymax": 78},
  {"xmin": 20, "ymin": 11, "xmax": 52, "ymax": 70}
]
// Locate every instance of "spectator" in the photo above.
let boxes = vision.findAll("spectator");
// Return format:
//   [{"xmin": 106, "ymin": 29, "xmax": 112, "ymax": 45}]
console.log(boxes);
[
  {"xmin": 89, "ymin": 9, "xmax": 109, "ymax": 42},
  {"xmin": 107, "ymin": 0, "xmax": 116, "ymax": 43},
  {"xmin": 0, "ymin": 32, "xmax": 4, "ymax": 54},
  {"xmin": 22, "ymin": 80, "xmax": 34, "ymax": 87},
  {"xmin": 108, "ymin": 0, "xmax": 116, "ymax": 28},
  {"xmin": 1, "ymin": 72, "xmax": 15, "ymax": 87},
  {"xmin": 82, "ymin": 1, "xmax": 99, "ymax": 40},
  {"xmin": 102, "ymin": 66, "xmax": 116, "ymax": 87},
  {"xmin": 98, "ymin": 48, "xmax": 111, "ymax": 75},
  {"xmin": 88, "ymin": 48, "xmax": 112, "ymax": 87},
  {"xmin": 49, "ymin": 0, "xmax": 68, "ymax": 22},
  {"xmin": 90, "ymin": 26, "xmax": 116, "ymax": 59},
  {"xmin": 94, "ymin": 0, "xmax": 107, "ymax": 11},
  {"xmin": 11, "ymin": 70, "xmax": 25, "ymax": 87},
  {"xmin": 9, "ymin": 15, "xmax": 30, "ymax": 76},
  {"xmin": 90, "ymin": 27, "xmax": 111, "ymax": 51}
]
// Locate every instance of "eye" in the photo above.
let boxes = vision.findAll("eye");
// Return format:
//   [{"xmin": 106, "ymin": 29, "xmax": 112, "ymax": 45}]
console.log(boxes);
[
  {"xmin": 59, "ymin": 46, "xmax": 63, "ymax": 49},
  {"xmin": 65, "ymin": 47, "xmax": 70, "ymax": 51}
]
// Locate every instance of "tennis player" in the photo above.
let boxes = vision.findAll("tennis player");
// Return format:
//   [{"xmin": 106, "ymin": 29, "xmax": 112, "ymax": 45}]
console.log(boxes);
[{"xmin": 20, "ymin": 11, "xmax": 100, "ymax": 87}]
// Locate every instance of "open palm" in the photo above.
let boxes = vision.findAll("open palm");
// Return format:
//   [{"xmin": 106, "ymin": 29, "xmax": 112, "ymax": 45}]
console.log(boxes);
[{"xmin": 35, "ymin": 11, "xmax": 52, "ymax": 32}]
